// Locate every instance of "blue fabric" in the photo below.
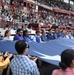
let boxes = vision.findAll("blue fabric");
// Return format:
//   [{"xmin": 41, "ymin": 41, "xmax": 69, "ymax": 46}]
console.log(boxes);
[{"xmin": 0, "ymin": 39, "xmax": 74, "ymax": 65}]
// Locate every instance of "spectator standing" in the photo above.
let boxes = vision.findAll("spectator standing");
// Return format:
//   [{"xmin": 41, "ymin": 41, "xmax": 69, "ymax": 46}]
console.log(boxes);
[{"xmin": 10, "ymin": 40, "xmax": 40, "ymax": 75}]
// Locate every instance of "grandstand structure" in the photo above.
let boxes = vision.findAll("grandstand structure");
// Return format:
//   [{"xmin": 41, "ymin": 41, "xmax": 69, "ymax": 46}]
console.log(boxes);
[{"xmin": 0, "ymin": 0, "xmax": 73, "ymax": 13}]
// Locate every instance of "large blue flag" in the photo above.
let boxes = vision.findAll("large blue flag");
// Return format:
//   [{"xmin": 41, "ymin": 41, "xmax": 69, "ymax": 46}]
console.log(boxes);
[{"xmin": 0, "ymin": 38, "xmax": 74, "ymax": 65}]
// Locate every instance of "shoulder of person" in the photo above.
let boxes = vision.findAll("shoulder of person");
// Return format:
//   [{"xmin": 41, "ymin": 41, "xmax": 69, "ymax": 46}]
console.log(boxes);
[{"xmin": 52, "ymin": 69, "xmax": 61, "ymax": 75}]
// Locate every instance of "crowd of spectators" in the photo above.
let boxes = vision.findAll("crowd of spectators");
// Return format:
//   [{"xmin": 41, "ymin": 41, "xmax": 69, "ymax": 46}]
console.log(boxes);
[
  {"xmin": 0, "ymin": 27, "xmax": 74, "ymax": 43},
  {"xmin": 0, "ymin": 1, "xmax": 74, "ymax": 43},
  {"xmin": 0, "ymin": 1, "xmax": 74, "ymax": 75},
  {"xmin": 0, "ymin": 2, "xmax": 74, "ymax": 29},
  {"xmin": 0, "ymin": 1, "xmax": 74, "ymax": 29}
]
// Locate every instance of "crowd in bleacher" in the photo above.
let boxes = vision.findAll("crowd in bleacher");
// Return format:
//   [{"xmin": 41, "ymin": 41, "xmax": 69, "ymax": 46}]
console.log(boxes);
[
  {"xmin": 0, "ymin": 1, "xmax": 74, "ymax": 43},
  {"xmin": 0, "ymin": 0, "xmax": 74, "ymax": 29},
  {"xmin": 0, "ymin": 27, "xmax": 74, "ymax": 43},
  {"xmin": 34, "ymin": 0, "xmax": 74, "ymax": 11}
]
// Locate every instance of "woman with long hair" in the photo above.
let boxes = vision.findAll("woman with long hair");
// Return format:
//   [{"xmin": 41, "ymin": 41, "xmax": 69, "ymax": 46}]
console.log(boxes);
[{"xmin": 52, "ymin": 49, "xmax": 74, "ymax": 75}]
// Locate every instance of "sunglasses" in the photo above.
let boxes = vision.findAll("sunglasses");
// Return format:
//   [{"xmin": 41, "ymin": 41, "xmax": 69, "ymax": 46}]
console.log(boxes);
[{"xmin": 26, "ymin": 45, "xmax": 29, "ymax": 48}]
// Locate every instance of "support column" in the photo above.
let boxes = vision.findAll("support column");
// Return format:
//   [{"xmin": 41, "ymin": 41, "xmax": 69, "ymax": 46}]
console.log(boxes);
[{"xmin": 68, "ymin": 0, "xmax": 70, "ymax": 11}]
